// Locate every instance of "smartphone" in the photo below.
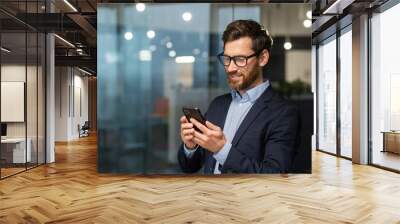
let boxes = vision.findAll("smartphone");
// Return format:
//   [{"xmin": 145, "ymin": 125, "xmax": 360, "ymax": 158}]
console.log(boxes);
[{"xmin": 182, "ymin": 107, "xmax": 206, "ymax": 132}]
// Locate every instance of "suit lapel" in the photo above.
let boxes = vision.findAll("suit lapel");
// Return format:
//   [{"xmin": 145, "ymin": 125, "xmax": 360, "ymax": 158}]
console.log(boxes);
[
  {"xmin": 205, "ymin": 95, "xmax": 231, "ymax": 173},
  {"xmin": 231, "ymin": 87, "xmax": 274, "ymax": 146},
  {"xmin": 215, "ymin": 95, "xmax": 232, "ymax": 130}
]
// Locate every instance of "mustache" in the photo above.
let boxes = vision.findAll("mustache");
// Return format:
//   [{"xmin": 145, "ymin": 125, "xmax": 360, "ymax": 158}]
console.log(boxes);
[{"xmin": 228, "ymin": 71, "xmax": 243, "ymax": 76}]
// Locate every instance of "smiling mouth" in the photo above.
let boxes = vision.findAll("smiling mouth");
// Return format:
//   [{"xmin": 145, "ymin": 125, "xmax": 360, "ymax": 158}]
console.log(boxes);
[{"xmin": 229, "ymin": 74, "xmax": 242, "ymax": 80}]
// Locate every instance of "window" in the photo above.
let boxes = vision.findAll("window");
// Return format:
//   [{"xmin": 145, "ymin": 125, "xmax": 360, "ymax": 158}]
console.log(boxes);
[
  {"xmin": 339, "ymin": 28, "xmax": 352, "ymax": 158},
  {"xmin": 317, "ymin": 36, "xmax": 337, "ymax": 154},
  {"xmin": 371, "ymin": 3, "xmax": 400, "ymax": 171}
]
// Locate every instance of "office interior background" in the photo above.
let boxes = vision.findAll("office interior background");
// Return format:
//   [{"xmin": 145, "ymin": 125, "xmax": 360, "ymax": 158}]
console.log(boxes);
[{"xmin": 0, "ymin": 0, "xmax": 400, "ymax": 223}]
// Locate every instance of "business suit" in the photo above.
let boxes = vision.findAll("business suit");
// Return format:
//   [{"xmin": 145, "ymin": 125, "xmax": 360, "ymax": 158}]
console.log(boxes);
[{"xmin": 178, "ymin": 87, "xmax": 300, "ymax": 174}]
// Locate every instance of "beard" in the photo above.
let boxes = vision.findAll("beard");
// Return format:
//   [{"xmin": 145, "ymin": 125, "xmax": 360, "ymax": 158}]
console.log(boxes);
[{"xmin": 227, "ymin": 67, "xmax": 261, "ymax": 92}]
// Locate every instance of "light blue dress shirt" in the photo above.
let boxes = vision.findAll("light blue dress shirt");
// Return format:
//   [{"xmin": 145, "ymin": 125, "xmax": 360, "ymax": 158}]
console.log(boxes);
[{"xmin": 184, "ymin": 80, "xmax": 270, "ymax": 174}]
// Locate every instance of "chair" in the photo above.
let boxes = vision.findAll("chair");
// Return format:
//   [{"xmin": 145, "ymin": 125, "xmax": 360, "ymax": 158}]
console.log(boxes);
[{"xmin": 79, "ymin": 121, "xmax": 90, "ymax": 138}]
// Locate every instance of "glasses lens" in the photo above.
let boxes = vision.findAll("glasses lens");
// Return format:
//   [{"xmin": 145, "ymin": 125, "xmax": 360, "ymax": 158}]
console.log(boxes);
[
  {"xmin": 234, "ymin": 56, "xmax": 247, "ymax": 67},
  {"xmin": 218, "ymin": 55, "xmax": 227, "ymax": 66},
  {"xmin": 221, "ymin": 56, "xmax": 230, "ymax": 66}
]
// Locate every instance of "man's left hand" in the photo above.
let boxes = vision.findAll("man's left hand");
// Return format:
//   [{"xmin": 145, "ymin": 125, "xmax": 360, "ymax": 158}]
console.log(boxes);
[{"xmin": 190, "ymin": 119, "xmax": 226, "ymax": 153}]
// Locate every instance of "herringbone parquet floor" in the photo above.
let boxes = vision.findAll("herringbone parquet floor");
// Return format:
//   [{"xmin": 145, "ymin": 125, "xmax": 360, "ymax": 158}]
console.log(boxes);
[{"xmin": 1, "ymin": 135, "xmax": 400, "ymax": 223}]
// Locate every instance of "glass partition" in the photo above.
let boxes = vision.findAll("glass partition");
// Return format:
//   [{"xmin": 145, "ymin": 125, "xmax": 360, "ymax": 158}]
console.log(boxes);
[
  {"xmin": 0, "ymin": 2, "xmax": 46, "ymax": 179},
  {"xmin": 1, "ymin": 30, "xmax": 28, "ymax": 177},
  {"xmin": 371, "ymin": 3, "xmax": 400, "ymax": 171},
  {"xmin": 27, "ymin": 30, "xmax": 38, "ymax": 169}
]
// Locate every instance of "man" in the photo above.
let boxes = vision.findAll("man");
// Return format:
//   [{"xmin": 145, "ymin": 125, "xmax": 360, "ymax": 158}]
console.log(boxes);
[{"xmin": 178, "ymin": 20, "xmax": 300, "ymax": 174}]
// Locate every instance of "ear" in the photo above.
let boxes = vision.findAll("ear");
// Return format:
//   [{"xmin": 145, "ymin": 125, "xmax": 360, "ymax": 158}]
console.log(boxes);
[{"xmin": 258, "ymin": 49, "xmax": 269, "ymax": 67}]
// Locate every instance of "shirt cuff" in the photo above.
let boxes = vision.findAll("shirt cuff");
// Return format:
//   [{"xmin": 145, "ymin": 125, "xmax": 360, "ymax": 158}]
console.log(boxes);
[
  {"xmin": 213, "ymin": 141, "xmax": 232, "ymax": 165},
  {"xmin": 183, "ymin": 144, "xmax": 199, "ymax": 158}
]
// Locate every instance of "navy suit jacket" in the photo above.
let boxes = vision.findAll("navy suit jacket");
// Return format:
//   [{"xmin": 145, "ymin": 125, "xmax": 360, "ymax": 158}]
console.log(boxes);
[{"xmin": 178, "ymin": 87, "xmax": 300, "ymax": 174}]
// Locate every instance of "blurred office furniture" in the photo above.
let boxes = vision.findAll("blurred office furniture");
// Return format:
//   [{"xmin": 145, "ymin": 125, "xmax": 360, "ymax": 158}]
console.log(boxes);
[
  {"xmin": 79, "ymin": 121, "xmax": 90, "ymax": 138},
  {"xmin": 1, "ymin": 123, "xmax": 7, "ymax": 139},
  {"xmin": 382, "ymin": 131, "xmax": 400, "ymax": 154},
  {"xmin": 1, "ymin": 138, "xmax": 32, "ymax": 165}
]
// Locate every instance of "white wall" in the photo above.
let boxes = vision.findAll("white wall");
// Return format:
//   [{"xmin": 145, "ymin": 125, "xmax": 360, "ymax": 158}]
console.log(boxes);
[
  {"xmin": 55, "ymin": 67, "xmax": 89, "ymax": 141},
  {"xmin": 1, "ymin": 65, "xmax": 39, "ymax": 138}
]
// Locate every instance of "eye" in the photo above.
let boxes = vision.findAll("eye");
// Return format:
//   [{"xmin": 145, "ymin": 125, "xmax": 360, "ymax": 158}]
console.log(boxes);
[{"xmin": 234, "ymin": 56, "xmax": 246, "ymax": 66}]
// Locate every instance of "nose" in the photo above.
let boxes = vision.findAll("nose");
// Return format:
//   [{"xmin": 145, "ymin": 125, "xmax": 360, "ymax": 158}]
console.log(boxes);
[{"xmin": 226, "ymin": 60, "xmax": 238, "ymax": 73}]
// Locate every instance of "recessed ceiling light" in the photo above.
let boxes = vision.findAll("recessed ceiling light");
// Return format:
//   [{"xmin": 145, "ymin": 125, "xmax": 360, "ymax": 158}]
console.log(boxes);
[
  {"xmin": 182, "ymin": 12, "xmax": 192, "ymax": 22},
  {"xmin": 168, "ymin": 50, "xmax": 176, "ymax": 57},
  {"xmin": 124, "ymin": 32, "xmax": 133, "ymax": 40},
  {"xmin": 139, "ymin": 50, "xmax": 152, "ymax": 61},
  {"xmin": 147, "ymin": 30, "xmax": 156, "ymax": 39},
  {"xmin": 136, "ymin": 3, "xmax": 145, "ymax": 12},
  {"xmin": 166, "ymin": 41, "xmax": 173, "ymax": 49},
  {"xmin": 306, "ymin": 10, "xmax": 312, "ymax": 19},
  {"xmin": 284, "ymin": 42, "xmax": 292, "ymax": 50},
  {"xmin": 303, "ymin": 19, "xmax": 312, "ymax": 28}
]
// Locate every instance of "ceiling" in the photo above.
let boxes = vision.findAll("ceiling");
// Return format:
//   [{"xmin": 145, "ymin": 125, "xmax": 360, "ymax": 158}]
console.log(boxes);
[{"xmin": 0, "ymin": 0, "xmax": 393, "ymax": 74}]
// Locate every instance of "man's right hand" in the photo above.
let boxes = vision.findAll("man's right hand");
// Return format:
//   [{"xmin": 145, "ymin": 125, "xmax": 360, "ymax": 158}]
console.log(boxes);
[{"xmin": 180, "ymin": 116, "xmax": 197, "ymax": 149}]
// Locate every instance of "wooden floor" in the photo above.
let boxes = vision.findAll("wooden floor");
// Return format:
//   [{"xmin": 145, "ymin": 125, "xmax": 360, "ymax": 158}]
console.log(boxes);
[
  {"xmin": 1, "ymin": 135, "xmax": 400, "ymax": 223},
  {"xmin": 372, "ymin": 150, "xmax": 400, "ymax": 171},
  {"xmin": 1, "ymin": 167, "xmax": 26, "ymax": 178}
]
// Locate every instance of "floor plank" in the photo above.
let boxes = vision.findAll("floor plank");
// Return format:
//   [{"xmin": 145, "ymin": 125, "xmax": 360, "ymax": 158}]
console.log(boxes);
[{"xmin": 1, "ymin": 135, "xmax": 400, "ymax": 223}]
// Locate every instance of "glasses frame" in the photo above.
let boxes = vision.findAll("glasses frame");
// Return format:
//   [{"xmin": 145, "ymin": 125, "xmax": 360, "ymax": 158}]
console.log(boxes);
[{"xmin": 217, "ymin": 51, "xmax": 260, "ymax": 67}]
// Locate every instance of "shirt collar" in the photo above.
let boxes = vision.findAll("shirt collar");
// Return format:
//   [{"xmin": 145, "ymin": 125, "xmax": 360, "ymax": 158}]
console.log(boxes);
[{"xmin": 230, "ymin": 80, "xmax": 270, "ymax": 103}]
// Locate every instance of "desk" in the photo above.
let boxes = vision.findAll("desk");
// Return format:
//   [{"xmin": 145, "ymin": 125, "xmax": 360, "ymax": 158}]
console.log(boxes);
[
  {"xmin": 1, "ymin": 138, "xmax": 31, "ymax": 163},
  {"xmin": 381, "ymin": 131, "xmax": 400, "ymax": 154}
]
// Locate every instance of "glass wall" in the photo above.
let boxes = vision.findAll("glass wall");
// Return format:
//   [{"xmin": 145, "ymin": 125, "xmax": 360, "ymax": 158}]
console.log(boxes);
[
  {"xmin": 98, "ymin": 3, "xmax": 312, "ymax": 173},
  {"xmin": 0, "ymin": 2, "xmax": 46, "ymax": 179},
  {"xmin": 339, "ymin": 28, "xmax": 352, "ymax": 158},
  {"xmin": 316, "ymin": 26, "xmax": 352, "ymax": 159},
  {"xmin": 317, "ymin": 36, "xmax": 337, "ymax": 154},
  {"xmin": 371, "ymin": 2, "xmax": 400, "ymax": 171}
]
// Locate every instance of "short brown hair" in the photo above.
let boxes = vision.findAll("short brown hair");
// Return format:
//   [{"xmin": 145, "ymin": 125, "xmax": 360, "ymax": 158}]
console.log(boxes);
[{"xmin": 222, "ymin": 20, "xmax": 273, "ymax": 54}]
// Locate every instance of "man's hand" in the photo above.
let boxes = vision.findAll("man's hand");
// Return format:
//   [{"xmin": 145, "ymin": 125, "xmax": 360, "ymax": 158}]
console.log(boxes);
[
  {"xmin": 190, "ymin": 118, "xmax": 226, "ymax": 153},
  {"xmin": 180, "ymin": 116, "xmax": 197, "ymax": 149}
]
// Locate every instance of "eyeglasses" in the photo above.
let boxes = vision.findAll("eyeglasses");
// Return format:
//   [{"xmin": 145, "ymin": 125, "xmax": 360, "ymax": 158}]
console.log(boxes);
[{"xmin": 217, "ymin": 52, "xmax": 259, "ymax": 67}]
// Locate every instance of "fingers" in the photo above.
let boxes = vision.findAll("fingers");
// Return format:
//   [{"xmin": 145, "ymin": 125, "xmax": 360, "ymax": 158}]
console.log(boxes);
[
  {"xmin": 183, "ymin": 134, "xmax": 194, "ymax": 141},
  {"xmin": 181, "ymin": 122, "xmax": 193, "ymax": 130},
  {"xmin": 182, "ymin": 128, "xmax": 195, "ymax": 136},
  {"xmin": 190, "ymin": 118, "xmax": 209, "ymax": 134},
  {"xmin": 182, "ymin": 128, "xmax": 195, "ymax": 147},
  {"xmin": 193, "ymin": 136, "xmax": 205, "ymax": 146},
  {"xmin": 205, "ymin": 121, "xmax": 221, "ymax": 131},
  {"xmin": 194, "ymin": 130, "xmax": 207, "ymax": 142}
]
